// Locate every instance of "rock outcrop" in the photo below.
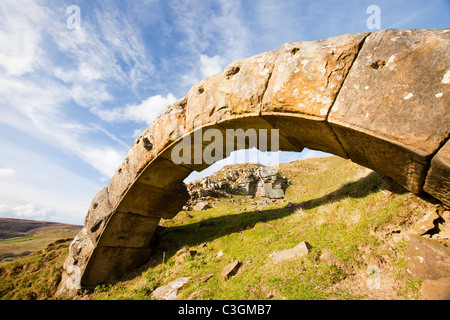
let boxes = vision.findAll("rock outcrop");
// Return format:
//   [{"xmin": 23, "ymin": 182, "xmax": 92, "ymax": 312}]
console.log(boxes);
[
  {"xmin": 184, "ymin": 164, "xmax": 289, "ymax": 210},
  {"xmin": 56, "ymin": 29, "xmax": 450, "ymax": 298}
]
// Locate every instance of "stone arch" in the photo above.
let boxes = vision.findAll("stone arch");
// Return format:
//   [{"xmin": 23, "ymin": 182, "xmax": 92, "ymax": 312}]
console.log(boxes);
[{"xmin": 56, "ymin": 29, "xmax": 449, "ymax": 297}]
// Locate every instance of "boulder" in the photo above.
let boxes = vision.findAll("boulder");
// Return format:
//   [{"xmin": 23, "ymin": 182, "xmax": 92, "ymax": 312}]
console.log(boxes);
[{"xmin": 405, "ymin": 234, "xmax": 450, "ymax": 281}]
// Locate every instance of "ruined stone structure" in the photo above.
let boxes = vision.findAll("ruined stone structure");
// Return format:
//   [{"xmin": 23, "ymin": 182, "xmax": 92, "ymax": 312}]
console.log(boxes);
[{"xmin": 56, "ymin": 29, "xmax": 450, "ymax": 298}]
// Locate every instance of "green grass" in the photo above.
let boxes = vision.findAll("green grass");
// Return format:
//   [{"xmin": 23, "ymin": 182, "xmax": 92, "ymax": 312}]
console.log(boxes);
[{"xmin": 0, "ymin": 239, "xmax": 72, "ymax": 300}]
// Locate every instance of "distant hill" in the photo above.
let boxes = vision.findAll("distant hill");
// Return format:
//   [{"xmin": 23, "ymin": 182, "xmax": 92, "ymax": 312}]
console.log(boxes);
[{"xmin": 0, "ymin": 218, "xmax": 81, "ymax": 260}]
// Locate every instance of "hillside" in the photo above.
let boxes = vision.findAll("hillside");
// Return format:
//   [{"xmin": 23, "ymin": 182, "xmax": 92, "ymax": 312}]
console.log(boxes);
[
  {"xmin": 1, "ymin": 155, "xmax": 448, "ymax": 300},
  {"xmin": 0, "ymin": 218, "xmax": 81, "ymax": 260}
]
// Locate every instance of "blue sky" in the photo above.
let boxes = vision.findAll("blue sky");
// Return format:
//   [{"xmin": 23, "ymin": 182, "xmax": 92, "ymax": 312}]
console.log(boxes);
[{"xmin": 0, "ymin": 0, "xmax": 448, "ymax": 224}]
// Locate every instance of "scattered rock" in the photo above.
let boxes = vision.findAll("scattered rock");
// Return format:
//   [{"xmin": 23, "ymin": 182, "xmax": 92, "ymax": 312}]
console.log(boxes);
[
  {"xmin": 221, "ymin": 260, "xmax": 241, "ymax": 281},
  {"xmin": 217, "ymin": 250, "xmax": 224, "ymax": 258},
  {"xmin": 319, "ymin": 249, "xmax": 336, "ymax": 266},
  {"xmin": 174, "ymin": 248, "xmax": 197, "ymax": 264},
  {"xmin": 421, "ymin": 277, "xmax": 450, "ymax": 300},
  {"xmin": 193, "ymin": 201, "xmax": 211, "ymax": 211},
  {"xmin": 186, "ymin": 289, "xmax": 206, "ymax": 300},
  {"xmin": 200, "ymin": 274, "xmax": 213, "ymax": 282},
  {"xmin": 410, "ymin": 209, "xmax": 441, "ymax": 236},
  {"xmin": 151, "ymin": 277, "xmax": 190, "ymax": 300},
  {"xmin": 270, "ymin": 241, "xmax": 312, "ymax": 264},
  {"xmin": 405, "ymin": 234, "xmax": 450, "ymax": 281},
  {"xmin": 285, "ymin": 202, "xmax": 293, "ymax": 209},
  {"xmin": 257, "ymin": 199, "xmax": 271, "ymax": 206}
]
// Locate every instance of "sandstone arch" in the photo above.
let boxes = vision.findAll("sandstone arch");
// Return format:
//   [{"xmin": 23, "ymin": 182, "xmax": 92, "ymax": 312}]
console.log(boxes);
[{"xmin": 56, "ymin": 29, "xmax": 449, "ymax": 298}]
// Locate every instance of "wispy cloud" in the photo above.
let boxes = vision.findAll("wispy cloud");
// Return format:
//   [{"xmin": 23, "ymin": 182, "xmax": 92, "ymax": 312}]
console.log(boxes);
[
  {"xmin": 0, "ymin": 0, "xmax": 47, "ymax": 76},
  {"xmin": 96, "ymin": 93, "xmax": 177, "ymax": 125}
]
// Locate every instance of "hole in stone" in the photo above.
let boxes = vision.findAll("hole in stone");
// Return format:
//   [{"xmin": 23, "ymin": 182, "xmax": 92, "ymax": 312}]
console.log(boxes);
[
  {"xmin": 369, "ymin": 60, "xmax": 386, "ymax": 70},
  {"xmin": 142, "ymin": 137, "xmax": 153, "ymax": 151},
  {"xmin": 225, "ymin": 66, "xmax": 240, "ymax": 78},
  {"xmin": 198, "ymin": 87, "xmax": 205, "ymax": 94},
  {"xmin": 291, "ymin": 47, "xmax": 299, "ymax": 55},
  {"xmin": 92, "ymin": 203, "xmax": 98, "ymax": 210},
  {"xmin": 118, "ymin": 168, "xmax": 122, "ymax": 175}
]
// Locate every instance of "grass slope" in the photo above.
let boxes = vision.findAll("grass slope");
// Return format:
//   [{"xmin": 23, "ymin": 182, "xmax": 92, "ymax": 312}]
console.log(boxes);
[{"xmin": 0, "ymin": 156, "xmax": 437, "ymax": 300}]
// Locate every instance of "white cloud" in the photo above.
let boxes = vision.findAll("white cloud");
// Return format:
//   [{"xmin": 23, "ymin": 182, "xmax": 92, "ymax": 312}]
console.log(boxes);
[
  {"xmin": 200, "ymin": 54, "xmax": 226, "ymax": 78},
  {"xmin": 0, "ymin": 168, "xmax": 19, "ymax": 179},
  {"xmin": 0, "ymin": 203, "xmax": 58, "ymax": 221},
  {"xmin": 96, "ymin": 93, "xmax": 177, "ymax": 125},
  {"xmin": 0, "ymin": 0, "xmax": 47, "ymax": 76}
]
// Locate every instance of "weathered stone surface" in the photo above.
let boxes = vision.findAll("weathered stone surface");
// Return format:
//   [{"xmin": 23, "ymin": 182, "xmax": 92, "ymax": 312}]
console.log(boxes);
[
  {"xmin": 185, "ymin": 50, "xmax": 278, "ymax": 131},
  {"xmin": 84, "ymin": 187, "xmax": 113, "ymax": 244},
  {"xmin": 424, "ymin": 141, "xmax": 450, "ymax": 207},
  {"xmin": 405, "ymin": 234, "xmax": 450, "ymax": 281},
  {"xmin": 152, "ymin": 97, "xmax": 189, "ymax": 155},
  {"xmin": 421, "ymin": 277, "xmax": 450, "ymax": 300},
  {"xmin": 221, "ymin": 260, "xmax": 240, "ymax": 280},
  {"xmin": 261, "ymin": 32, "xmax": 369, "ymax": 159},
  {"xmin": 262, "ymin": 32, "xmax": 369, "ymax": 117},
  {"xmin": 56, "ymin": 227, "xmax": 95, "ymax": 298},
  {"xmin": 329, "ymin": 29, "xmax": 450, "ymax": 194},
  {"xmin": 270, "ymin": 241, "xmax": 312, "ymax": 264}
]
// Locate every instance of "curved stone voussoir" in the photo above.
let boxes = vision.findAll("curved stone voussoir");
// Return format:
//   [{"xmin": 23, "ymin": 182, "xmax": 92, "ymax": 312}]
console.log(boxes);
[
  {"xmin": 80, "ymin": 246, "xmax": 153, "ymax": 287},
  {"xmin": 185, "ymin": 50, "xmax": 279, "ymax": 131},
  {"xmin": 328, "ymin": 28, "xmax": 450, "ymax": 194}
]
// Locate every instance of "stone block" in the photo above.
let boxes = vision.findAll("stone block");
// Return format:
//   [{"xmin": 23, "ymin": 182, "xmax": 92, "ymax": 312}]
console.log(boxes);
[
  {"xmin": 329, "ymin": 29, "xmax": 450, "ymax": 194},
  {"xmin": 96, "ymin": 212, "xmax": 159, "ymax": 248},
  {"xmin": 80, "ymin": 246, "xmax": 152, "ymax": 287},
  {"xmin": 185, "ymin": 50, "xmax": 278, "ymax": 131},
  {"xmin": 262, "ymin": 32, "xmax": 369, "ymax": 117}
]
